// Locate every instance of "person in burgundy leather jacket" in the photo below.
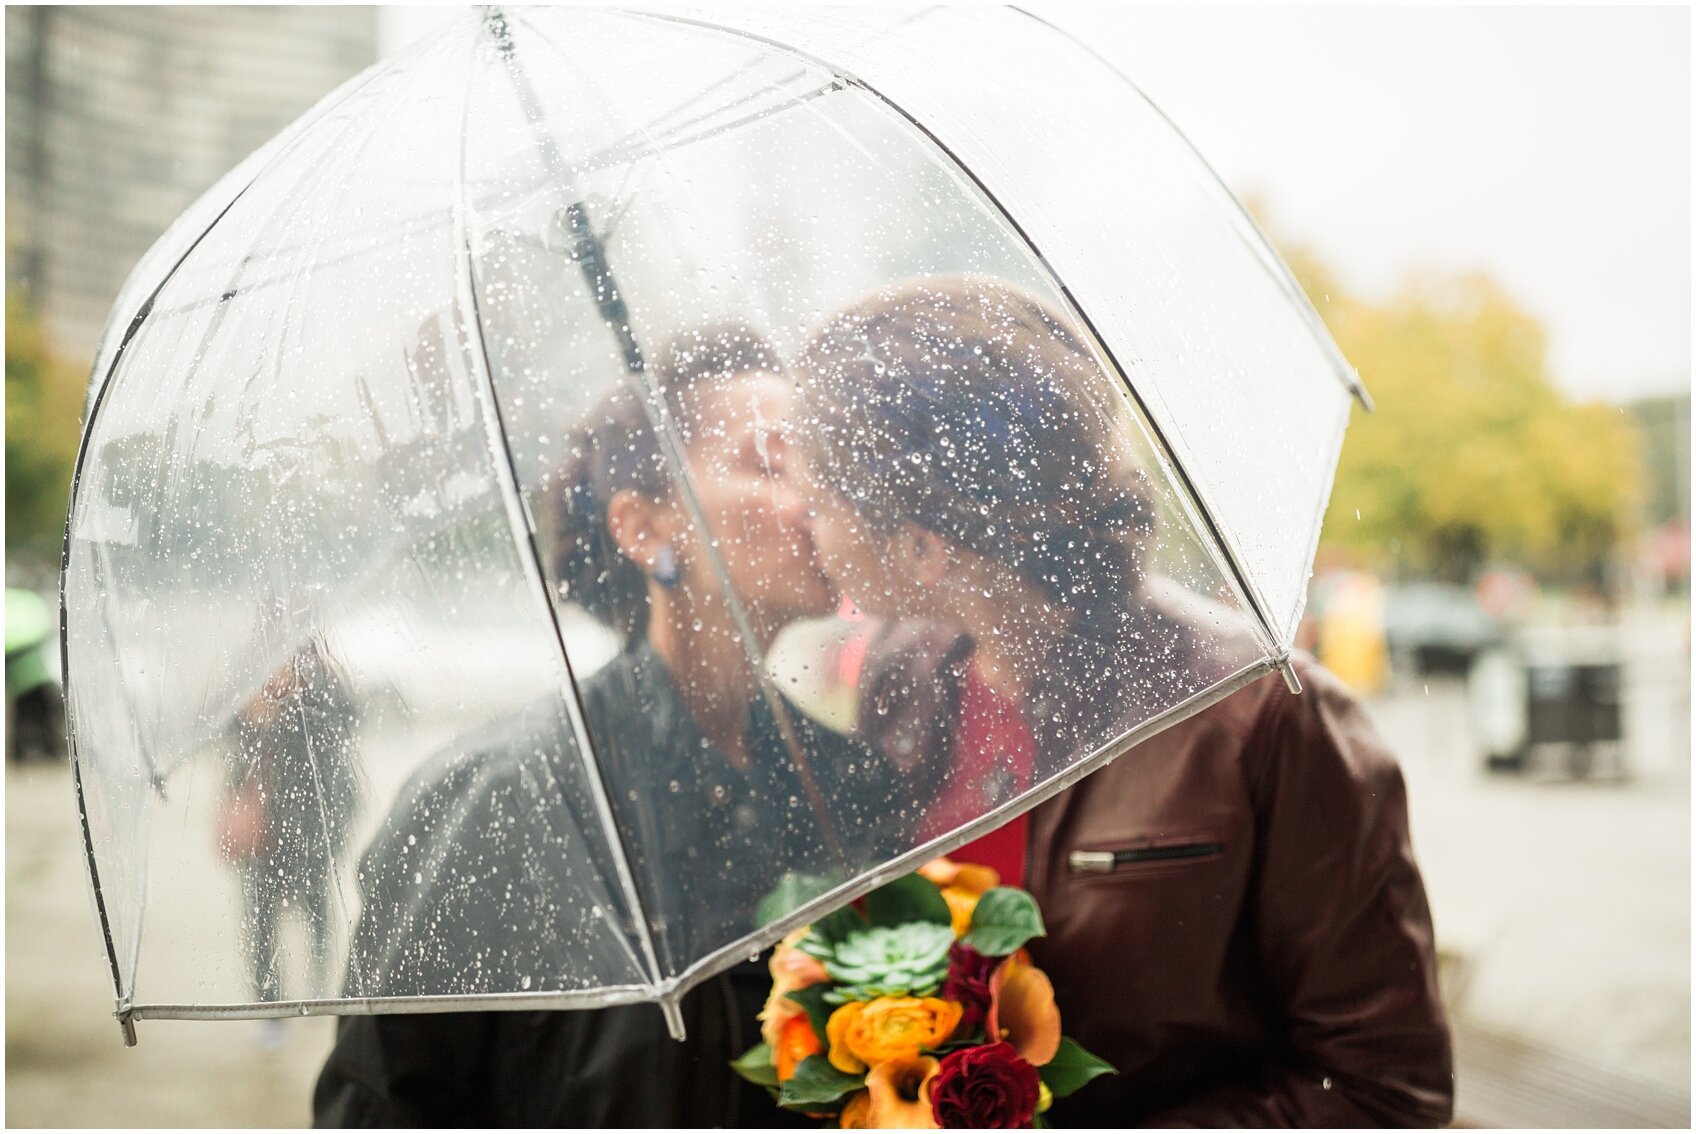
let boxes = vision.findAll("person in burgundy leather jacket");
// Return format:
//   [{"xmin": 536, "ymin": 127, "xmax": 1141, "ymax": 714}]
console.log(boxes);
[{"xmin": 800, "ymin": 275, "xmax": 1454, "ymax": 1126}]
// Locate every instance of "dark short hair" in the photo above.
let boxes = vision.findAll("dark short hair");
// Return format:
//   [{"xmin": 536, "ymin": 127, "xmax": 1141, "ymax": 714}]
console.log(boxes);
[{"xmin": 551, "ymin": 321, "xmax": 782, "ymax": 641}]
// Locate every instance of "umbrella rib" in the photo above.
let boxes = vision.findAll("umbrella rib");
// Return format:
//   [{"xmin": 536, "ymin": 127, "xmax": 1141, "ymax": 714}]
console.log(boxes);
[
  {"xmin": 453, "ymin": 11, "xmax": 672, "ymax": 1008},
  {"xmin": 486, "ymin": 7, "xmax": 855, "ymax": 886},
  {"xmin": 502, "ymin": 26, "xmax": 854, "ymax": 881}
]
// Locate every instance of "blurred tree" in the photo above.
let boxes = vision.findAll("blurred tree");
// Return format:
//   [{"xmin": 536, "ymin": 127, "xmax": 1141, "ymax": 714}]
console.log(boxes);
[
  {"xmin": 6, "ymin": 290, "xmax": 85, "ymax": 564},
  {"xmin": 1270, "ymin": 236, "xmax": 1644, "ymax": 584}
]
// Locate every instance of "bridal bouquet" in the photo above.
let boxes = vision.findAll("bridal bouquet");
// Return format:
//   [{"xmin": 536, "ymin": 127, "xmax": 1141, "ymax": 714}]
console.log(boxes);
[{"xmin": 732, "ymin": 859, "xmax": 1114, "ymax": 1128}]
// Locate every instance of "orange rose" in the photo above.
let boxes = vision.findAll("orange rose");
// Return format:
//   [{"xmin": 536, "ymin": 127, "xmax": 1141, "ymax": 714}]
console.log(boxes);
[
  {"xmin": 775, "ymin": 1013, "xmax": 824, "ymax": 1082},
  {"xmin": 760, "ymin": 929, "xmax": 830, "ymax": 1048},
  {"xmin": 865, "ymin": 1054, "xmax": 942, "ymax": 1128},
  {"xmin": 826, "ymin": 997, "xmax": 964, "ymax": 1075}
]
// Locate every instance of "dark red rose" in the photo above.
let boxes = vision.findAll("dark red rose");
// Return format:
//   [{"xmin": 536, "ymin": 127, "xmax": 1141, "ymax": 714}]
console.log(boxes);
[
  {"xmin": 940, "ymin": 941, "xmax": 998, "ymax": 1040},
  {"xmin": 930, "ymin": 1041, "xmax": 1041, "ymax": 1129}
]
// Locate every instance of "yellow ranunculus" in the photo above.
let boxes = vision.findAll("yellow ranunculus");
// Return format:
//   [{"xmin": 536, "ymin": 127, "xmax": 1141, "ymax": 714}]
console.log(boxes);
[{"xmin": 827, "ymin": 997, "xmax": 964, "ymax": 1074}]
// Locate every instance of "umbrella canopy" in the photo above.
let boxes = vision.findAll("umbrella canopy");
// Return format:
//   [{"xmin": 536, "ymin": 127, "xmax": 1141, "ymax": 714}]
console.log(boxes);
[{"xmin": 62, "ymin": 6, "xmax": 1363, "ymax": 1042}]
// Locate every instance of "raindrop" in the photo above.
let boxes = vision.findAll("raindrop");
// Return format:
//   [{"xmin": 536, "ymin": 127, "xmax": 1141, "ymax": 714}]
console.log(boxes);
[{"xmin": 1322, "ymin": 1077, "xmax": 1333, "ymax": 1091}]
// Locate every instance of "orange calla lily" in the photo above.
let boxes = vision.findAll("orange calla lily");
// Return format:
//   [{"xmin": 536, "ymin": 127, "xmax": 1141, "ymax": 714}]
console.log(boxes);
[
  {"xmin": 986, "ymin": 951, "xmax": 1062, "ymax": 1066},
  {"xmin": 776, "ymin": 1013, "xmax": 825, "ymax": 1082},
  {"xmin": 865, "ymin": 1054, "xmax": 941, "ymax": 1129},
  {"xmin": 838, "ymin": 1091, "xmax": 873, "ymax": 1129},
  {"xmin": 919, "ymin": 857, "xmax": 1000, "ymax": 894},
  {"xmin": 922, "ymin": 858, "xmax": 1003, "ymax": 936}
]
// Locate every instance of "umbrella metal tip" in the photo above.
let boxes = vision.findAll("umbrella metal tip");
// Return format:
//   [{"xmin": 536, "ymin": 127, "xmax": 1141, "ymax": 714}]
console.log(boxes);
[{"xmin": 1278, "ymin": 658, "xmax": 1303, "ymax": 695}]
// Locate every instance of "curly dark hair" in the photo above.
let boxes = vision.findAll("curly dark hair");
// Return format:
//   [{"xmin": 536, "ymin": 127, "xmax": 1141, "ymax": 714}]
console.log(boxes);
[{"xmin": 551, "ymin": 321, "xmax": 783, "ymax": 642}]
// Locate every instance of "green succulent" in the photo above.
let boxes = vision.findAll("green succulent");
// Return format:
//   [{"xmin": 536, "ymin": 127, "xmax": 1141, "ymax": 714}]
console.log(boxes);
[{"xmin": 800, "ymin": 921, "xmax": 955, "ymax": 1004}]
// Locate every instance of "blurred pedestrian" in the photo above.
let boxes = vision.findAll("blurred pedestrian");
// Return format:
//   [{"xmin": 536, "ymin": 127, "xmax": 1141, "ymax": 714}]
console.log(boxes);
[{"xmin": 219, "ymin": 639, "xmax": 361, "ymax": 1038}]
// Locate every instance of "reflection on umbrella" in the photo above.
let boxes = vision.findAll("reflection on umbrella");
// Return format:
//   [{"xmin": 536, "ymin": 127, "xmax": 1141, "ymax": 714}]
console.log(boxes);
[{"xmin": 62, "ymin": 8, "xmax": 1364, "ymax": 1044}]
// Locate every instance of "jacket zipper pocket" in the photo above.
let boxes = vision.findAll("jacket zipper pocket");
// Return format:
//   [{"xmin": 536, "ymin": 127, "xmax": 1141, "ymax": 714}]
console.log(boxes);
[{"xmin": 1069, "ymin": 841, "xmax": 1224, "ymax": 873}]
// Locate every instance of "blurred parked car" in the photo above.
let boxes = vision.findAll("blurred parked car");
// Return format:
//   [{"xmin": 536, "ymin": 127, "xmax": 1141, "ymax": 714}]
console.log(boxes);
[{"xmin": 1384, "ymin": 581, "xmax": 1506, "ymax": 676}]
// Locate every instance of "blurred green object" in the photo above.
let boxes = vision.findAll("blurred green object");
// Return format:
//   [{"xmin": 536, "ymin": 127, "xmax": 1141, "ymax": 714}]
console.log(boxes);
[
  {"xmin": 6, "ymin": 588, "xmax": 55, "ymax": 697},
  {"xmin": 6, "ymin": 586, "xmax": 65, "ymax": 763}
]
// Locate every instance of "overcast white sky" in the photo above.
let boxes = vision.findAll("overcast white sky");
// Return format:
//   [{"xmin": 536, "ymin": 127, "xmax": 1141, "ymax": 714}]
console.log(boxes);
[{"xmin": 379, "ymin": 4, "xmax": 1691, "ymax": 402}]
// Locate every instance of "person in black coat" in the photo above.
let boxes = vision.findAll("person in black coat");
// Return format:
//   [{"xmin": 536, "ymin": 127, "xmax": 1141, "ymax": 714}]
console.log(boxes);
[{"xmin": 316, "ymin": 324, "xmax": 904, "ymax": 1126}]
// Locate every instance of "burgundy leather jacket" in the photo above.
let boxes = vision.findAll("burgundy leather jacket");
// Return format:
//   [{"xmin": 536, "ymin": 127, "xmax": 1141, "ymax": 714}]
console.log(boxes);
[{"xmin": 862, "ymin": 627, "xmax": 1454, "ymax": 1127}]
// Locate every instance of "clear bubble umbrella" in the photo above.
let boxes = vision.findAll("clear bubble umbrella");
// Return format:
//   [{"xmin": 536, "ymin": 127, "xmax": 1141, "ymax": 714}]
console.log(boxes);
[{"xmin": 62, "ymin": 5, "xmax": 1367, "ymax": 1044}]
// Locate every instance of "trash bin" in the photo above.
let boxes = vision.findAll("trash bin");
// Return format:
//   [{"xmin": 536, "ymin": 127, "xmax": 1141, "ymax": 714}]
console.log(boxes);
[{"xmin": 1469, "ymin": 646, "xmax": 1624, "ymax": 778}]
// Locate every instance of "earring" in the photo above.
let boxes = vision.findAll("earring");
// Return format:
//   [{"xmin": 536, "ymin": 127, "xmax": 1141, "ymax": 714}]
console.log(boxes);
[{"xmin": 652, "ymin": 544, "xmax": 681, "ymax": 590}]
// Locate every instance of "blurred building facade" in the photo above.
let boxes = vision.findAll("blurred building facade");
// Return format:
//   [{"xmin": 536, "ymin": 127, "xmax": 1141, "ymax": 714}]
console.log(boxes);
[{"xmin": 5, "ymin": 5, "xmax": 378, "ymax": 375}]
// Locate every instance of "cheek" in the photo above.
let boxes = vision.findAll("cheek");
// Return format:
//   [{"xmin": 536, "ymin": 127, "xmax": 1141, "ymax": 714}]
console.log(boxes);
[{"xmin": 812, "ymin": 519, "xmax": 882, "ymax": 593}]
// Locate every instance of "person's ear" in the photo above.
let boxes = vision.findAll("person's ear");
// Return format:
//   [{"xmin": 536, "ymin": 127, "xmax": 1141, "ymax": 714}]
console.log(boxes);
[
  {"xmin": 894, "ymin": 522, "xmax": 950, "ymax": 587},
  {"xmin": 606, "ymin": 489, "xmax": 678, "ymax": 571}
]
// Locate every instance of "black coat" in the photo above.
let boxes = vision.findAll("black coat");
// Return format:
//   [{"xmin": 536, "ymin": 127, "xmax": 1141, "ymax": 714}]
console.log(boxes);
[
  {"xmin": 313, "ymin": 960, "xmax": 808, "ymax": 1127},
  {"xmin": 316, "ymin": 642, "xmax": 901, "ymax": 1126}
]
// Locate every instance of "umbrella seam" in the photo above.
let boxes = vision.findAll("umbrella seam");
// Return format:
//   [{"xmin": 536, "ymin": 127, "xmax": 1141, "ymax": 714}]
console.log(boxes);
[
  {"xmin": 449, "ymin": 9, "xmax": 668, "ymax": 998},
  {"xmin": 502, "ymin": 6, "xmax": 855, "ymax": 877}
]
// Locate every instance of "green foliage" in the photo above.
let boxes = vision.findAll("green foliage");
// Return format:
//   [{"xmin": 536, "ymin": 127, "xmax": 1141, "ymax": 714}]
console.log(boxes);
[
  {"xmin": 1038, "ymin": 1037, "xmax": 1117, "ymax": 1099},
  {"xmin": 1274, "ymin": 243, "xmax": 1646, "ymax": 582},
  {"xmin": 961, "ymin": 887, "xmax": 1046, "ymax": 957},
  {"xmin": 729, "ymin": 1042, "xmax": 779, "ymax": 1089},
  {"xmin": 6, "ymin": 292, "xmax": 84, "ymax": 559},
  {"xmin": 862, "ymin": 873, "xmax": 953, "ymax": 929},
  {"xmin": 755, "ymin": 872, "xmax": 842, "ymax": 928},
  {"xmin": 777, "ymin": 1055, "xmax": 863, "ymax": 1111}
]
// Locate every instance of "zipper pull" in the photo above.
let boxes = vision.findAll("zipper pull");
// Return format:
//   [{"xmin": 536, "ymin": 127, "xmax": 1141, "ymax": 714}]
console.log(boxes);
[{"xmin": 1068, "ymin": 850, "xmax": 1116, "ymax": 874}]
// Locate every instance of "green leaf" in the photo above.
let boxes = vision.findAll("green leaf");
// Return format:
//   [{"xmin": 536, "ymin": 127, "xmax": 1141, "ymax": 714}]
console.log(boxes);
[
  {"xmin": 786, "ymin": 983, "xmax": 834, "ymax": 1043},
  {"xmin": 756, "ymin": 872, "xmax": 842, "ymax": 928},
  {"xmin": 961, "ymin": 887, "xmax": 1046, "ymax": 956},
  {"xmin": 777, "ymin": 1055, "xmax": 864, "ymax": 1110},
  {"xmin": 808, "ymin": 904, "xmax": 868, "ymax": 950},
  {"xmin": 1038, "ymin": 1037, "xmax": 1116, "ymax": 1099},
  {"xmin": 862, "ymin": 872, "xmax": 952, "ymax": 928},
  {"xmin": 730, "ymin": 1042, "xmax": 779, "ymax": 1088}
]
